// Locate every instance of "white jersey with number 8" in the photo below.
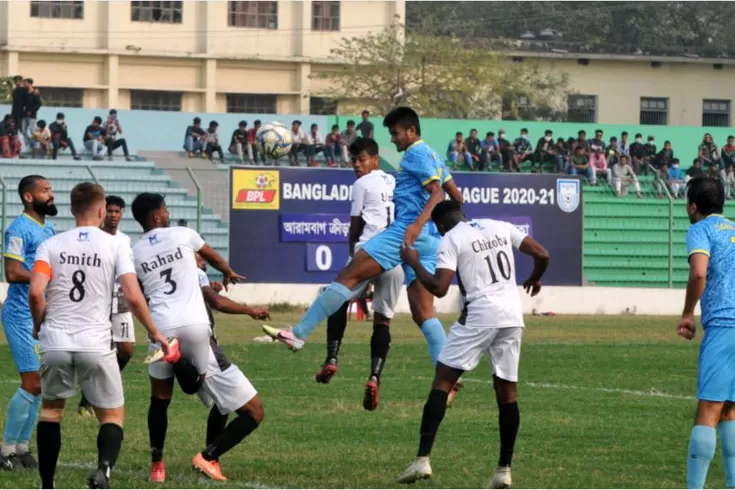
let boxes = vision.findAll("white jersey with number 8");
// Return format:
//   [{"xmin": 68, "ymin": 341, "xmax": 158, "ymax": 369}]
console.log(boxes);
[
  {"xmin": 34, "ymin": 226, "xmax": 136, "ymax": 353},
  {"xmin": 436, "ymin": 219, "xmax": 527, "ymax": 329},
  {"xmin": 133, "ymin": 226, "xmax": 209, "ymax": 331},
  {"xmin": 351, "ymin": 169, "xmax": 395, "ymax": 251}
]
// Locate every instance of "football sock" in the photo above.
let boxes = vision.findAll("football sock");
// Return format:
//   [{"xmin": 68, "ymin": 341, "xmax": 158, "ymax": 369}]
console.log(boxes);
[
  {"xmin": 420, "ymin": 318, "xmax": 446, "ymax": 366},
  {"xmin": 292, "ymin": 283, "xmax": 355, "ymax": 340},
  {"xmin": 206, "ymin": 406, "xmax": 229, "ymax": 452},
  {"xmin": 498, "ymin": 402, "xmax": 520, "ymax": 467},
  {"xmin": 720, "ymin": 420, "xmax": 735, "ymax": 487},
  {"xmin": 688, "ymin": 425, "xmax": 716, "ymax": 489},
  {"xmin": 3, "ymin": 388, "xmax": 35, "ymax": 452},
  {"xmin": 148, "ymin": 397, "xmax": 170, "ymax": 463},
  {"xmin": 17, "ymin": 392, "xmax": 41, "ymax": 450},
  {"xmin": 417, "ymin": 389, "xmax": 449, "ymax": 457},
  {"xmin": 326, "ymin": 301, "xmax": 350, "ymax": 363},
  {"xmin": 97, "ymin": 423, "xmax": 123, "ymax": 472},
  {"xmin": 370, "ymin": 324, "xmax": 391, "ymax": 380},
  {"xmin": 202, "ymin": 411, "xmax": 259, "ymax": 461},
  {"xmin": 37, "ymin": 421, "xmax": 61, "ymax": 489}
]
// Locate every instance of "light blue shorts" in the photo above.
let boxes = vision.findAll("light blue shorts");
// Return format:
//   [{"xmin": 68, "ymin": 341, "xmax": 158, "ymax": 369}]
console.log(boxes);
[
  {"xmin": 698, "ymin": 326, "xmax": 735, "ymax": 402},
  {"xmin": 1, "ymin": 310, "xmax": 40, "ymax": 374},
  {"xmin": 361, "ymin": 221, "xmax": 440, "ymax": 286}
]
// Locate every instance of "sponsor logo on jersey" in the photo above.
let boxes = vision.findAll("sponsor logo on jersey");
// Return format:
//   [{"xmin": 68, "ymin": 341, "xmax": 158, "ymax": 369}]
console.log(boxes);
[
  {"xmin": 556, "ymin": 178, "xmax": 580, "ymax": 213},
  {"xmin": 232, "ymin": 169, "xmax": 280, "ymax": 210}
]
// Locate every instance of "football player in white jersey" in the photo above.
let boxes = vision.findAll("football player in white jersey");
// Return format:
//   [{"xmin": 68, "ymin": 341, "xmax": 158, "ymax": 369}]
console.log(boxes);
[
  {"xmin": 129, "ymin": 192, "xmax": 244, "ymax": 483},
  {"xmin": 397, "ymin": 200, "xmax": 549, "ymax": 488},
  {"xmin": 310, "ymin": 138, "xmax": 404, "ymax": 411},
  {"xmin": 78, "ymin": 195, "xmax": 136, "ymax": 418},
  {"xmin": 28, "ymin": 183, "xmax": 168, "ymax": 489}
]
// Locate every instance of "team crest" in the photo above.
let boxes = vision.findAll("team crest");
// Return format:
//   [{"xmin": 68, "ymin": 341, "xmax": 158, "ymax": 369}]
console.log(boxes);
[
  {"xmin": 77, "ymin": 231, "xmax": 89, "ymax": 242},
  {"xmin": 556, "ymin": 179, "xmax": 580, "ymax": 213},
  {"xmin": 148, "ymin": 234, "xmax": 159, "ymax": 245}
]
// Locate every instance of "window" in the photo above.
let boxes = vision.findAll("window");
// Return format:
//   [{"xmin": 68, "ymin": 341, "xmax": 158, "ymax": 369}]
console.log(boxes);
[
  {"xmin": 567, "ymin": 95, "xmax": 596, "ymax": 123},
  {"xmin": 30, "ymin": 1, "xmax": 83, "ymax": 19},
  {"xmin": 312, "ymin": 1, "xmax": 339, "ymax": 31},
  {"xmin": 226, "ymin": 94, "xmax": 276, "ymax": 114},
  {"xmin": 38, "ymin": 87, "xmax": 83, "ymax": 108},
  {"xmin": 228, "ymin": 1, "xmax": 277, "ymax": 29},
  {"xmin": 640, "ymin": 97, "xmax": 668, "ymax": 125},
  {"xmin": 131, "ymin": 1, "xmax": 183, "ymax": 24},
  {"xmin": 130, "ymin": 90, "xmax": 182, "ymax": 111},
  {"xmin": 703, "ymin": 99, "xmax": 730, "ymax": 127},
  {"xmin": 310, "ymin": 97, "xmax": 337, "ymax": 115}
]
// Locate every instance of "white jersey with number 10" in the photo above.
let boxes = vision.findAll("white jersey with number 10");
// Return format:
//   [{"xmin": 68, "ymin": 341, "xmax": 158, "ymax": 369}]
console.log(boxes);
[{"xmin": 351, "ymin": 169, "xmax": 396, "ymax": 251}]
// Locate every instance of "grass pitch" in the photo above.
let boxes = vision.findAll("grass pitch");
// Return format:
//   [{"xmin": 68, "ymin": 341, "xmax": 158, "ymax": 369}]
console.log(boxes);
[{"xmin": 0, "ymin": 313, "xmax": 712, "ymax": 488}]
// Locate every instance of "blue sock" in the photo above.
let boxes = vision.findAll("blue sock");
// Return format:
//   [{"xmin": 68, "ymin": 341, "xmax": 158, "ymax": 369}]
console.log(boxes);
[
  {"xmin": 292, "ymin": 283, "xmax": 355, "ymax": 340},
  {"xmin": 3, "ymin": 388, "xmax": 34, "ymax": 449},
  {"xmin": 688, "ymin": 425, "xmax": 716, "ymax": 489},
  {"xmin": 720, "ymin": 420, "xmax": 735, "ymax": 487},
  {"xmin": 17, "ymin": 392, "xmax": 40, "ymax": 450},
  {"xmin": 420, "ymin": 318, "xmax": 446, "ymax": 366}
]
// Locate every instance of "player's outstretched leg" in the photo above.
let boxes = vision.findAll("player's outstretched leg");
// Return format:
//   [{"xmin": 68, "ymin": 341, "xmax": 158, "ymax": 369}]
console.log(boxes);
[
  {"xmin": 192, "ymin": 397, "xmax": 263, "ymax": 481},
  {"xmin": 489, "ymin": 376, "xmax": 520, "ymax": 489},
  {"xmin": 364, "ymin": 322, "xmax": 390, "ymax": 411},
  {"xmin": 316, "ymin": 301, "xmax": 350, "ymax": 384},
  {"xmin": 397, "ymin": 363, "xmax": 463, "ymax": 484}
]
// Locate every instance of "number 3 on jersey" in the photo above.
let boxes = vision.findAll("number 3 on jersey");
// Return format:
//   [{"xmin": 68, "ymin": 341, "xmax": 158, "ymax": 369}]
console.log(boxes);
[{"xmin": 160, "ymin": 267, "xmax": 177, "ymax": 295}]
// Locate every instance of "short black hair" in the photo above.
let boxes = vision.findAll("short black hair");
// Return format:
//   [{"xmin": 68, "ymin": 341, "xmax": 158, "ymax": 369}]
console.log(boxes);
[
  {"xmin": 622, "ymin": 131, "xmax": 629, "ymax": 137},
  {"xmin": 487, "ymin": 131, "xmax": 495, "ymax": 137},
  {"xmin": 729, "ymin": 135, "xmax": 735, "ymax": 140},
  {"xmin": 383, "ymin": 107, "xmax": 421, "ymax": 135},
  {"xmin": 455, "ymin": 131, "xmax": 463, "ymax": 137},
  {"xmin": 578, "ymin": 130, "xmax": 586, "ymax": 135},
  {"xmin": 132, "ymin": 193, "xmax": 166, "ymax": 227},
  {"xmin": 346, "ymin": 120, "xmax": 356, "ymax": 127},
  {"xmin": 17, "ymin": 175, "xmax": 46, "ymax": 200},
  {"xmin": 106, "ymin": 195, "xmax": 126, "ymax": 208},
  {"xmin": 521, "ymin": 128, "xmax": 528, "ymax": 133},
  {"xmin": 687, "ymin": 176, "xmax": 725, "ymax": 216},
  {"xmin": 193, "ymin": 117, "xmax": 201, "ymax": 124},
  {"xmin": 694, "ymin": 158, "xmax": 701, "ymax": 165},
  {"xmin": 620, "ymin": 155, "xmax": 629, "ymax": 162},
  {"xmin": 349, "ymin": 137, "xmax": 379, "ymax": 157},
  {"xmin": 311, "ymin": 123, "xmax": 318, "ymax": 129},
  {"xmin": 37, "ymin": 120, "xmax": 46, "ymax": 129},
  {"xmin": 431, "ymin": 200, "xmax": 463, "ymax": 224},
  {"xmin": 24, "ymin": 78, "xmax": 33, "ymax": 85},
  {"xmin": 254, "ymin": 119, "xmax": 261, "ymax": 125},
  {"xmin": 332, "ymin": 124, "xmax": 339, "ymax": 131},
  {"xmin": 109, "ymin": 109, "xmax": 117, "ymax": 115},
  {"xmin": 673, "ymin": 158, "xmax": 680, "ymax": 164},
  {"xmin": 56, "ymin": 112, "xmax": 65, "ymax": 120},
  {"xmin": 635, "ymin": 133, "xmax": 642, "ymax": 138},
  {"xmin": 362, "ymin": 109, "xmax": 370, "ymax": 116},
  {"xmin": 544, "ymin": 129, "xmax": 552, "ymax": 135},
  {"xmin": 610, "ymin": 136, "xmax": 617, "ymax": 141},
  {"xmin": 595, "ymin": 129, "xmax": 603, "ymax": 134},
  {"xmin": 647, "ymin": 135, "xmax": 655, "ymax": 140},
  {"xmin": 470, "ymin": 128, "xmax": 477, "ymax": 133},
  {"xmin": 238, "ymin": 120, "xmax": 247, "ymax": 127},
  {"xmin": 93, "ymin": 116, "xmax": 103, "ymax": 123},
  {"xmin": 665, "ymin": 140, "xmax": 671, "ymax": 145},
  {"xmin": 292, "ymin": 120, "xmax": 302, "ymax": 126}
]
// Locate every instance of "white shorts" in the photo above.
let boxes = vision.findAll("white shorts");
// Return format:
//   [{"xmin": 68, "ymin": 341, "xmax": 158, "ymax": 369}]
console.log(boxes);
[
  {"xmin": 438, "ymin": 324, "xmax": 523, "ymax": 382},
  {"xmin": 41, "ymin": 349, "xmax": 124, "ymax": 409},
  {"xmin": 148, "ymin": 324, "xmax": 211, "ymax": 379},
  {"xmin": 111, "ymin": 312, "xmax": 135, "ymax": 343},
  {"xmin": 197, "ymin": 365, "xmax": 257, "ymax": 415}
]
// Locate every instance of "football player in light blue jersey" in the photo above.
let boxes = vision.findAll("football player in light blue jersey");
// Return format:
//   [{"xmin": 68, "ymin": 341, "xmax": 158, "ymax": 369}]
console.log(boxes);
[
  {"xmin": 679, "ymin": 176, "xmax": 735, "ymax": 489},
  {"xmin": 1, "ymin": 175, "xmax": 56, "ymax": 471},
  {"xmin": 264, "ymin": 107, "xmax": 464, "ymax": 406}
]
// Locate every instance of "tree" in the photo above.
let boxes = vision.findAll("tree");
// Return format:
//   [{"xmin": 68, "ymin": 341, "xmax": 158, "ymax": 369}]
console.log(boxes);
[
  {"xmin": 0, "ymin": 77, "xmax": 14, "ymax": 104},
  {"xmin": 312, "ymin": 22, "xmax": 570, "ymax": 119}
]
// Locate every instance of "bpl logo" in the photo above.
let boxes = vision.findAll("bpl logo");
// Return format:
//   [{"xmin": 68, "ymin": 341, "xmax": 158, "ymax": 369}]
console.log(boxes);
[
  {"xmin": 232, "ymin": 169, "xmax": 280, "ymax": 210},
  {"xmin": 556, "ymin": 178, "xmax": 580, "ymax": 213}
]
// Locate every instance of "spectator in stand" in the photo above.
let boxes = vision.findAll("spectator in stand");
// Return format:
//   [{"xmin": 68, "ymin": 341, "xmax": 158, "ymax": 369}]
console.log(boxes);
[
  {"xmin": 177, "ymin": 218, "xmax": 188, "ymax": 227},
  {"xmin": 512, "ymin": 128, "xmax": 533, "ymax": 172},
  {"xmin": 612, "ymin": 155, "xmax": 641, "ymax": 198},
  {"xmin": 356, "ymin": 110, "xmax": 374, "ymax": 139},
  {"xmin": 30, "ymin": 120, "xmax": 52, "ymax": 158},
  {"xmin": 83, "ymin": 116, "xmax": 107, "ymax": 160},
  {"xmin": 668, "ymin": 158, "xmax": 685, "ymax": 198},
  {"xmin": 569, "ymin": 145, "xmax": 596, "ymax": 184},
  {"xmin": 0, "ymin": 115, "xmax": 21, "ymax": 158},
  {"xmin": 644, "ymin": 135, "xmax": 657, "ymax": 171},
  {"xmin": 708, "ymin": 162, "xmax": 721, "ymax": 181},
  {"xmin": 498, "ymin": 129, "xmax": 515, "ymax": 172},
  {"xmin": 447, "ymin": 131, "xmax": 473, "ymax": 170},
  {"xmin": 229, "ymin": 121, "xmax": 248, "ymax": 164},
  {"xmin": 325, "ymin": 124, "xmax": 343, "ymax": 167},
  {"xmin": 555, "ymin": 137, "xmax": 570, "ymax": 173},
  {"xmin": 685, "ymin": 158, "xmax": 704, "ymax": 183},
  {"xmin": 10, "ymin": 76, "xmax": 25, "ymax": 130},
  {"xmin": 587, "ymin": 129, "xmax": 608, "ymax": 180},
  {"xmin": 533, "ymin": 129, "xmax": 555, "ymax": 173},
  {"xmin": 205, "ymin": 120, "xmax": 224, "ymax": 164},
  {"xmin": 184, "ymin": 117, "xmax": 206, "ymax": 158},
  {"xmin": 49, "ymin": 112, "xmax": 80, "ymax": 160},
  {"xmin": 104, "ymin": 109, "xmax": 131, "ymax": 161},
  {"xmin": 721, "ymin": 165, "xmax": 735, "ymax": 199},
  {"xmin": 480, "ymin": 131, "xmax": 501, "ymax": 171},
  {"xmin": 247, "ymin": 119, "xmax": 264, "ymax": 164},
  {"xmin": 698, "ymin": 133, "xmax": 722, "ymax": 169},
  {"xmin": 606, "ymin": 136, "xmax": 620, "ymax": 167},
  {"xmin": 22, "ymin": 79, "xmax": 41, "ymax": 149},
  {"xmin": 466, "ymin": 129, "xmax": 482, "ymax": 170},
  {"xmin": 654, "ymin": 140, "xmax": 675, "ymax": 171},
  {"xmin": 288, "ymin": 120, "xmax": 307, "ymax": 166},
  {"xmin": 722, "ymin": 135, "xmax": 735, "ymax": 169},
  {"xmin": 630, "ymin": 133, "xmax": 647, "ymax": 175},
  {"xmin": 340, "ymin": 120, "xmax": 358, "ymax": 164},
  {"xmin": 305, "ymin": 123, "xmax": 325, "ymax": 166},
  {"xmin": 617, "ymin": 131, "xmax": 631, "ymax": 159}
]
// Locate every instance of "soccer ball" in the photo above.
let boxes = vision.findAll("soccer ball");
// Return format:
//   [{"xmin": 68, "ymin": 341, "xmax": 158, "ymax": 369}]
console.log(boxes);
[{"xmin": 256, "ymin": 122, "xmax": 292, "ymax": 159}]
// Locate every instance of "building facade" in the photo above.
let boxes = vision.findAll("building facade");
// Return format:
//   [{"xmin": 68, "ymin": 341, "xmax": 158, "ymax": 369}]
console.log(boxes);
[{"xmin": 0, "ymin": 0, "xmax": 404, "ymax": 114}]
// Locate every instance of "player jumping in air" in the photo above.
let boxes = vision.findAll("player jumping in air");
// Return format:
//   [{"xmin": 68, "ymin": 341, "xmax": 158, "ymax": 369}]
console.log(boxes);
[
  {"xmin": 28, "ymin": 183, "xmax": 168, "ymax": 489},
  {"xmin": 130, "ymin": 192, "xmax": 243, "ymax": 483},
  {"xmin": 313, "ymin": 137, "xmax": 405, "ymax": 411},
  {"xmin": 78, "ymin": 195, "xmax": 136, "ymax": 417},
  {"xmin": 678, "ymin": 177, "xmax": 735, "ymax": 489},
  {"xmin": 396, "ymin": 200, "xmax": 549, "ymax": 488},
  {"xmin": 264, "ymin": 108, "xmax": 463, "ymax": 394},
  {"xmin": 1, "ymin": 175, "xmax": 57, "ymax": 471}
]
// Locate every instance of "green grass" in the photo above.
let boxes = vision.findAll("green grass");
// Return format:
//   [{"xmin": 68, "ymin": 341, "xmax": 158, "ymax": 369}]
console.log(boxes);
[{"xmin": 0, "ymin": 314, "xmax": 714, "ymax": 488}]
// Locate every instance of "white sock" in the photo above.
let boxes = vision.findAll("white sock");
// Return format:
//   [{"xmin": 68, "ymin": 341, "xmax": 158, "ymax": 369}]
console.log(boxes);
[
  {"xmin": 1, "ymin": 443, "xmax": 16, "ymax": 457},
  {"xmin": 15, "ymin": 442, "xmax": 28, "ymax": 455}
]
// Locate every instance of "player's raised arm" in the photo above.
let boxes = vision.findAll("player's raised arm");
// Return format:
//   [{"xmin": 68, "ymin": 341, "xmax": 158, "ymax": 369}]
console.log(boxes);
[
  {"xmin": 201, "ymin": 282, "xmax": 270, "ymax": 320},
  {"xmin": 518, "ymin": 236, "xmax": 550, "ymax": 297},
  {"xmin": 197, "ymin": 242, "xmax": 244, "ymax": 287},
  {"xmin": 401, "ymin": 242, "xmax": 454, "ymax": 298}
]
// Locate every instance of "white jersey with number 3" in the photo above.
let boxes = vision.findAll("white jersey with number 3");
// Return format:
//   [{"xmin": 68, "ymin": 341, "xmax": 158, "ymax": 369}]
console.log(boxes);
[
  {"xmin": 34, "ymin": 226, "xmax": 136, "ymax": 352},
  {"xmin": 437, "ymin": 219, "xmax": 527, "ymax": 328},
  {"xmin": 133, "ymin": 226, "xmax": 209, "ymax": 331},
  {"xmin": 351, "ymin": 169, "xmax": 395, "ymax": 251}
]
